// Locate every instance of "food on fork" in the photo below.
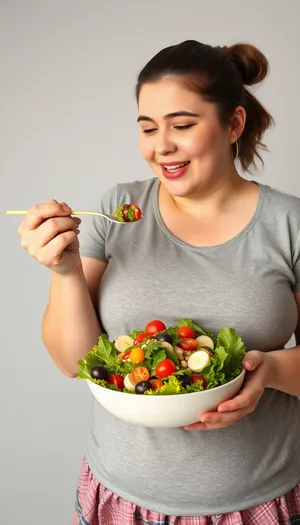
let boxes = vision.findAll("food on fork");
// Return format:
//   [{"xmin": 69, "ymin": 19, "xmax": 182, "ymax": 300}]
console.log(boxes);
[{"xmin": 113, "ymin": 204, "xmax": 142, "ymax": 222}]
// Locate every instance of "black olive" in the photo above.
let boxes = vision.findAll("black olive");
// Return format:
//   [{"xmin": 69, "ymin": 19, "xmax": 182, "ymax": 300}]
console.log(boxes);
[
  {"xmin": 135, "ymin": 380, "xmax": 152, "ymax": 394},
  {"xmin": 155, "ymin": 332, "xmax": 173, "ymax": 344},
  {"xmin": 200, "ymin": 345, "xmax": 214, "ymax": 353},
  {"xmin": 178, "ymin": 373, "xmax": 191, "ymax": 387},
  {"xmin": 91, "ymin": 365, "xmax": 108, "ymax": 381}
]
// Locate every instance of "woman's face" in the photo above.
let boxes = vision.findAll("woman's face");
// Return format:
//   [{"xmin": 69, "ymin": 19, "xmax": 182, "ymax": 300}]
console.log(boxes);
[{"xmin": 138, "ymin": 77, "xmax": 237, "ymax": 198}]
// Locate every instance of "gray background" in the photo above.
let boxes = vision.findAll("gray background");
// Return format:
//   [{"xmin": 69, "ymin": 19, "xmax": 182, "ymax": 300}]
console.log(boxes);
[{"xmin": 1, "ymin": 1, "xmax": 300, "ymax": 523}]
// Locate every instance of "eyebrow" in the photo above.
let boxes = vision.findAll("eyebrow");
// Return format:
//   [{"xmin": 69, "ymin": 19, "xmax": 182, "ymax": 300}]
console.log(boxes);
[{"xmin": 137, "ymin": 111, "xmax": 200, "ymax": 123}]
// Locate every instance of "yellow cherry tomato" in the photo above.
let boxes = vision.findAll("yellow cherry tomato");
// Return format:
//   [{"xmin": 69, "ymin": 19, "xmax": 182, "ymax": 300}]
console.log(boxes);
[{"xmin": 129, "ymin": 347, "xmax": 145, "ymax": 364}]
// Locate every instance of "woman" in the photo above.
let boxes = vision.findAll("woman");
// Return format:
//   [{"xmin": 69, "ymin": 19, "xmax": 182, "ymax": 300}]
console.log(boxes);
[{"xmin": 18, "ymin": 40, "xmax": 300, "ymax": 524}]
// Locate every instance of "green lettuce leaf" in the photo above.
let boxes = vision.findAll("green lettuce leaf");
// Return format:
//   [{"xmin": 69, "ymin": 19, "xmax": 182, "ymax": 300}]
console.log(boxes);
[
  {"xmin": 144, "ymin": 341, "xmax": 165, "ymax": 357},
  {"xmin": 151, "ymin": 349, "xmax": 167, "ymax": 369},
  {"xmin": 126, "ymin": 207, "xmax": 135, "ymax": 221},
  {"xmin": 144, "ymin": 375, "xmax": 182, "ymax": 395},
  {"xmin": 182, "ymin": 379, "xmax": 205, "ymax": 393},
  {"xmin": 201, "ymin": 346, "xmax": 228, "ymax": 389},
  {"xmin": 96, "ymin": 334, "xmax": 118, "ymax": 367},
  {"xmin": 217, "ymin": 328, "xmax": 246, "ymax": 379},
  {"xmin": 77, "ymin": 351, "xmax": 105, "ymax": 381},
  {"xmin": 77, "ymin": 334, "xmax": 121, "ymax": 382},
  {"xmin": 128, "ymin": 329, "xmax": 144, "ymax": 339},
  {"xmin": 91, "ymin": 378, "xmax": 119, "ymax": 390},
  {"xmin": 161, "ymin": 326, "xmax": 181, "ymax": 346},
  {"xmin": 119, "ymin": 360, "xmax": 137, "ymax": 375},
  {"xmin": 113, "ymin": 205, "xmax": 126, "ymax": 222},
  {"xmin": 143, "ymin": 341, "xmax": 167, "ymax": 371}
]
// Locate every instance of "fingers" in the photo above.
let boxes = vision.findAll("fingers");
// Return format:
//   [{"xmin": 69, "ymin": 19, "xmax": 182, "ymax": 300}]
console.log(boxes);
[
  {"xmin": 36, "ymin": 216, "xmax": 80, "ymax": 247},
  {"xmin": 183, "ymin": 410, "xmax": 246, "ymax": 431},
  {"xmin": 183, "ymin": 353, "xmax": 267, "ymax": 432},
  {"xmin": 183, "ymin": 421, "xmax": 208, "ymax": 431},
  {"xmin": 34, "ymin": 230, "xmax": 80, "ymax": 267},
  {"xmin": 217, "ymin": 381, "xmax": 264, "ymax": 413},
  {"xmin": 20, "ymin": 216, "xmax": 80, "ymax": 256},
  {"xmin": 18, "ymin": 200, "xmax": 72, "ymax": 235},
  {"xmin": 201, "ymin": 409, "xmax": 246, "ymax": 425},
  {"xmin": 242, "ymin": 350, "xmax": 264, "ymax": 371}
]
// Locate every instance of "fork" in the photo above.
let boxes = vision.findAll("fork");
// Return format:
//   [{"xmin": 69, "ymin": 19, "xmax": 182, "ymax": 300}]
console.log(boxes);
[{"xmin": 5, "ymin": 210, "xmax": 135, "ymax": 224}]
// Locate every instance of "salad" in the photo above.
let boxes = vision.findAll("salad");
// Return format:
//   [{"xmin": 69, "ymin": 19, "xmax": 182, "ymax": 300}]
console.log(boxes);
[
  {"xmin": 113, "ymin": 204, "xmax": 142, "ymax": 222},
  {"xmin": 77, "ymin": 319, "xmax": 246, "ymax": 395}
]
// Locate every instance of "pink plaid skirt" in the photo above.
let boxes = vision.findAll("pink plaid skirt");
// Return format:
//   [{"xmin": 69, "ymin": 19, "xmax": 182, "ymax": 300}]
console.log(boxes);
[{"xmin": 72, "ymin": 457, "xmax": 300, "ymax": 525}]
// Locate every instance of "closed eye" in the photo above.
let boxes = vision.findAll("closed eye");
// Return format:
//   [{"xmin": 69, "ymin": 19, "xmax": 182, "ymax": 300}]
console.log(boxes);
[
  {"xmin": 174, "ymin": 124, "xmax": 195, "ymax": 130},
  {"xmin": 143, "ymin": 128, "xmax": 157, "ymax": 134},
  {"xmin": 142, "ymin": 124, "xmax": 195, "ymax": 134}
]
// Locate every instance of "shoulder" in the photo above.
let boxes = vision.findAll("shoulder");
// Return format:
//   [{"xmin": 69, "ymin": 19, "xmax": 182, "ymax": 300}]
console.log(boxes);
[
  {"xmin": 261, "ymin": 183, "xmax": 300, "ymax": 227},
  {"xmin": 263, "ymin": 183, "xmax": 300, "ymax": 215}
]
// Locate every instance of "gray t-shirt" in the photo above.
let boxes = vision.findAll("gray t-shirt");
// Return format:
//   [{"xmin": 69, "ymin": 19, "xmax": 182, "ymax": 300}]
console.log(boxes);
[{"xmin": 79, "ymin": 177, "xmax": 300, "ymax": 516}]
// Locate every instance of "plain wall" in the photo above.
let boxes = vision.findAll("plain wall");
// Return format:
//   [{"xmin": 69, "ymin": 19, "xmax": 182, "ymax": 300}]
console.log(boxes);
[{"xmin": 1, "ymin": 1, "xmax": 300, "ymax": 523}]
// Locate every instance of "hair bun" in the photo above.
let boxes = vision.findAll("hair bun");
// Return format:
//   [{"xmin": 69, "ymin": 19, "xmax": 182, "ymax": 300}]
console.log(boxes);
[{"xmin": 220, "ymin": 43, "xmax": 269, "ymax": 86}]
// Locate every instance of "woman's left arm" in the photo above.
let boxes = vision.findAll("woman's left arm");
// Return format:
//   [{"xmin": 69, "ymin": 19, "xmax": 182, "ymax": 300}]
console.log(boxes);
[
  {"xmin": 183, "ymin": 292, "xmax": 300, "ymax": 431},
  {"xmin": 265, "ymin": 291, "xmax": 300, "ymax": 396}
]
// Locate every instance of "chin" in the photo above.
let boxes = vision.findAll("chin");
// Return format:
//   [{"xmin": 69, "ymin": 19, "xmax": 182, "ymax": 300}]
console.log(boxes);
[{"xmin": 159, "ymin": 176, "xmax": 202, "ymax": 198}]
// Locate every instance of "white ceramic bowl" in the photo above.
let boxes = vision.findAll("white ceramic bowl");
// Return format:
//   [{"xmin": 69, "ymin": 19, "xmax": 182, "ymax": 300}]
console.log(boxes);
[{"xmin": 86, "ymin": 369, "xmax": 245, "ymax": 428}]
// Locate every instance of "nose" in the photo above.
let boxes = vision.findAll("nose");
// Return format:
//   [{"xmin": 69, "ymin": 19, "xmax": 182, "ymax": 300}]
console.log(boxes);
[{"xmin": 154, "ymin": 131, "xmax": 176, "ymax": 156}]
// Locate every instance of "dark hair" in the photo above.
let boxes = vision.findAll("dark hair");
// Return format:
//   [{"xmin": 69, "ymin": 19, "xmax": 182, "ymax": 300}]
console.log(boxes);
[{"xmin": 136, "ymin": 40, "xmax": 274, "ymax": 172}]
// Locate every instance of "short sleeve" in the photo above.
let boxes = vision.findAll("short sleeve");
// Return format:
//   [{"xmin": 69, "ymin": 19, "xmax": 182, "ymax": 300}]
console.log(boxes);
[
  {"xmin": 292, "ymin": 231, "xmax": 300, "ymax": 292},
  {"xmin": 79, "ymin": 185, "xmax": 118, "ymax": 263}
]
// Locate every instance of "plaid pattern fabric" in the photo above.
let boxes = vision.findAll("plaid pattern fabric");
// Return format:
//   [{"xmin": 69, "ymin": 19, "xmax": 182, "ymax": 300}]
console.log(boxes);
[{"xmin": 72, "ymin": 457, "xmax": 300, "ymax": 525}]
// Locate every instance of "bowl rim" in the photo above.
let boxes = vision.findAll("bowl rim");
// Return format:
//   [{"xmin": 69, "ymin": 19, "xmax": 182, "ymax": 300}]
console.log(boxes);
[{"xmin": 87, "ymin": 368, "xmax": 245, "ymax": 398}]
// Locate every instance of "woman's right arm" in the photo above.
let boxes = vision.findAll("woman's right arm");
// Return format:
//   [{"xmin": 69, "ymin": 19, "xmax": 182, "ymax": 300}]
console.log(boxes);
[
  {"xmin": 18, "ymin": 199, "xmax": 107, "ymax": 378},
  {"xmin": 42, "ymin": 258, "xmax": 107, "ymax": 377}
]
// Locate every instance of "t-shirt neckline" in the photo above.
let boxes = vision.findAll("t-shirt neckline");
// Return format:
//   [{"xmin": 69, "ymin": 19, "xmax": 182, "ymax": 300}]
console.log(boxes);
[{"xmin": 152, "ymin": 178, "xmax": 268, "ymax": 252}]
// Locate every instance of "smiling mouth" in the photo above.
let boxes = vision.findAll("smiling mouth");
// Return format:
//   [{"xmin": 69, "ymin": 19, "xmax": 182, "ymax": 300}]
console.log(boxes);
[{"xmin": 161, "ymin": 161, "xmax": 190, "ymax": 172}]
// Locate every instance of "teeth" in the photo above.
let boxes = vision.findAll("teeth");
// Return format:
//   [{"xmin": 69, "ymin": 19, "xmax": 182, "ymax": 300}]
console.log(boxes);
[{"xmin": 163, "ymin": 162, "xmax": 189, "ymax": 171}]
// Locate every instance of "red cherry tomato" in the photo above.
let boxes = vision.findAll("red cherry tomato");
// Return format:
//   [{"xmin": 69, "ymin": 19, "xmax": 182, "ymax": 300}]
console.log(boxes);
[
  {"xmin": 177, "ymin": 326, "xmax": 195, "ymax": 339},
  {"xmin": 190, "ymin": 375, "xmax": 207, "ymax": 388},
  {"xmin": 179, "ymin": 338, "xmax": 198, "ymax": 351},
  {"xmin": 132, "ymin": 366, "xmax": 150, "ymax": 383},
  {"xmin": 130, "ymin": 204, "xmax": 142, "ymax": 221},
  {"xmin": 145, "ymin": 319, "xmax": 167, "ymax": 336},
  {"xmin": 107, "ymin": 373, "xmax": 124, "ymax": 389},
  {"xmin": 121, "ymin": 204, "xmax": 142, "ymax": 222},
  {"xmin": 149, "ymin": 378, "xmax": 164, "ymax": 391},
  {"xmin": 133, "ymin": 332, "xmax": 148, "ymax": 345},
  {"xmin": 155, "ymin": 358, "xmax": 177, "ymax": 378}
]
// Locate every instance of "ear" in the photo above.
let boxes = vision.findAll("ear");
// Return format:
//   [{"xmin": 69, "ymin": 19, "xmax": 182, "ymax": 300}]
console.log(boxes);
[{"xmin": 229, "ymin": 106, "xmax": 246, "ymax": 144}]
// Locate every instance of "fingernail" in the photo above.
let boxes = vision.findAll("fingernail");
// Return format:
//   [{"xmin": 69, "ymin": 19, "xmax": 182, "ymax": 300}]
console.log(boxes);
[
  {"xmin": 219, "ymin": 406, "xmax": 230, "ymax": 412},
  {"xmin": 245, "ymin": 360, "xmax": 254, "ymax": 367},
  {"xmin": 63, "ymin": 204, "xmax": 71, "ymax": 212},
  {"xmin": 201, "ymin": 417, "xmax": 212, "ymax": 423},
  {"xmin": 74, "ymin": 217, "xmax": 81, "ymax": 224}
]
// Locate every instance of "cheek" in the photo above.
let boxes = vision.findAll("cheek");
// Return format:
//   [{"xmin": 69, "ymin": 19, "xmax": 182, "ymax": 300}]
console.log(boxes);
[
  {"xmin": 187, "ymin": 127, "xmax": 225, "ymax": 158},
  {"xmin": 139, "ymin": 137, "xmax": 153, "ymax": 161}
]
